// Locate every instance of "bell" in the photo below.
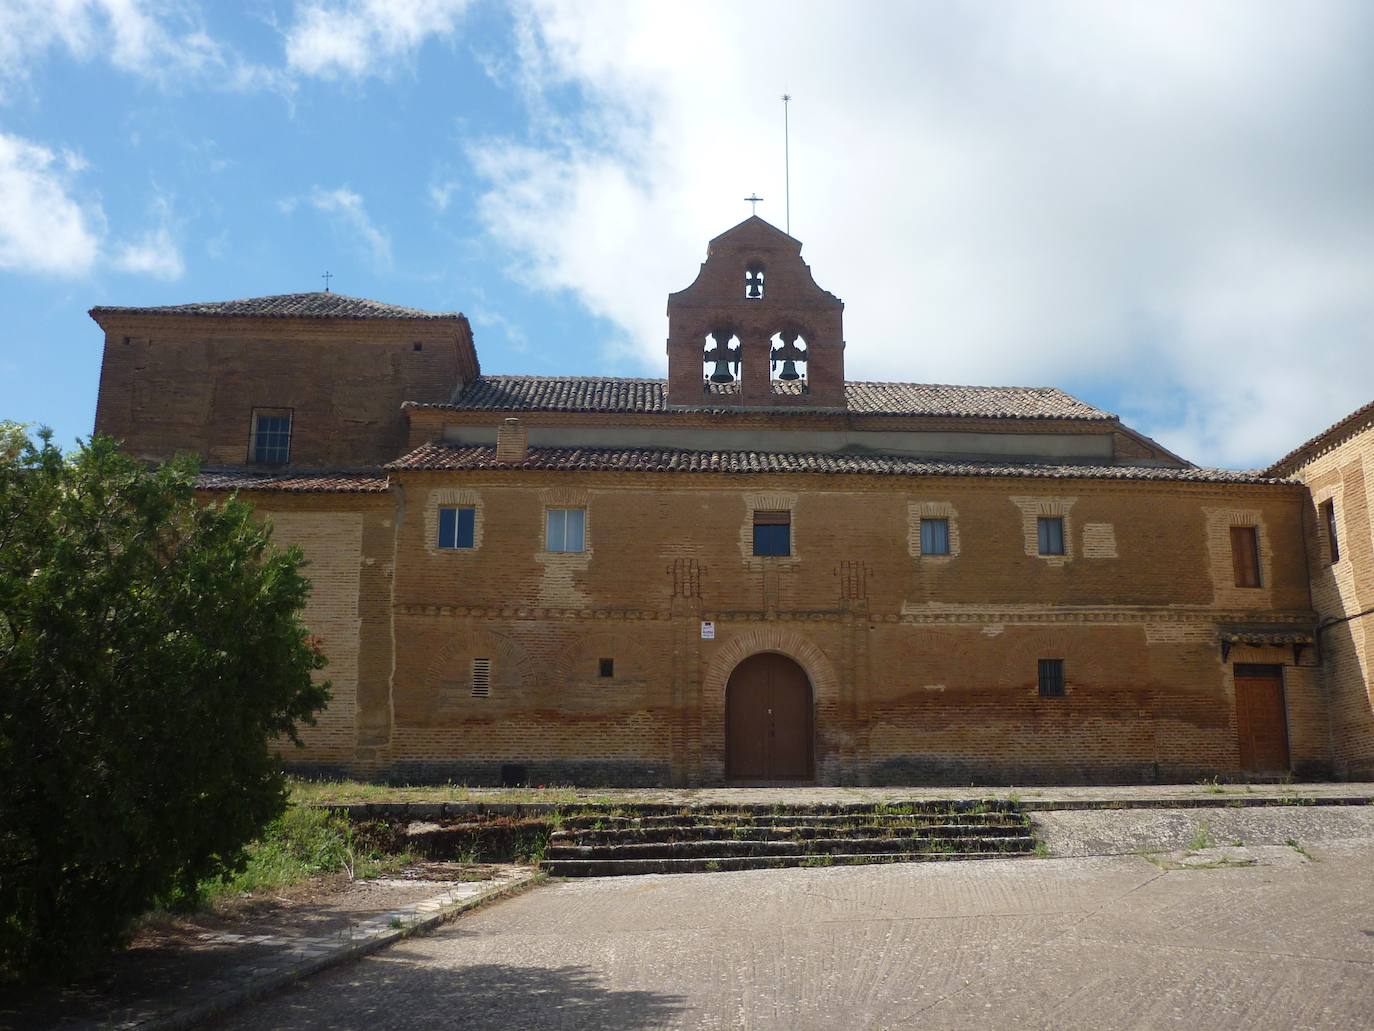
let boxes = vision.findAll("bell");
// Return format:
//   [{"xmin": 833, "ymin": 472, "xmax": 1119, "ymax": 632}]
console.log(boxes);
[
  {"xmin": 709, "ymin": 359, "xmax": 735, "ymax": 383},
  {"xmin": 778, "ymin": 359, "xmax": 800, "ymax": 381}
]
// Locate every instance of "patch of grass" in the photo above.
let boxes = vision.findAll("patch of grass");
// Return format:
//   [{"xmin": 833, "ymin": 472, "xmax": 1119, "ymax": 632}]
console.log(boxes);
[
  {"xmin": 1186, "ymin": 821, "xmax": 1214, "ymax": 854},
  {"xmin": 287, "ymin": 777, "xmax": 595, "ymax": 806},
  {"xmin": 1033, "ymin": 840, "xmax": 1050, "ymax": 859},
  {"xmin": 1198, "ymin": 776, "xmax": 1226, "ymax": 794},
  {"xmin": 799, "ymin": 855, "xmax": 834, "ymax": 868},
  {"xmin": 191, "ymin": 806, "xmax": 414, "ymax": 909},
  {"xmin": 388, "ymin": 917, "xmax": 405, "ymax": 930}
]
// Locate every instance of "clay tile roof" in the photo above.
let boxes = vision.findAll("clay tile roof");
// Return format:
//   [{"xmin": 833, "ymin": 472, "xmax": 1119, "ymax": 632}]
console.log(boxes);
[
  {"xmin": 196, "ymin": 470, "xmax": 390, "ymax": 493},
  {"xmin": 1266, "ymin": 397, "xmax": 1374, "ymax": 477},
  {"xmin": 90, "ymin": 291, "xmax": 457, "ymax": 321},
  {"xmin": 386, "ymin": 442, "xmax": 1286, "ymax": 484},
  {"xmin": 409, "ymin": 375, "xmax": 1114, "ymax": 421}
]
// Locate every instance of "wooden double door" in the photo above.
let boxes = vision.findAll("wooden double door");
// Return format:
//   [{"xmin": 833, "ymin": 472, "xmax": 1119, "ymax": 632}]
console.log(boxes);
[
  {"xmin": 1234, "ymin": 664, "xmax": 1290, "ymax": 773},
  {"xmin": 725, "ymin": 653, "xmax": 813, "ymax": 781}
]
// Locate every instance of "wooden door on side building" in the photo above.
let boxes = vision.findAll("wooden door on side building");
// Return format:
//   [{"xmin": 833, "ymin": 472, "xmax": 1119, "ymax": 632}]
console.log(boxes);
[
  {"xmin": 1234, "ymin": 664, "xmax": 1290, "ymax": 773},
  {"xmin": 725, "ymin": 653, "xmax": 814, "ymax": 781}
]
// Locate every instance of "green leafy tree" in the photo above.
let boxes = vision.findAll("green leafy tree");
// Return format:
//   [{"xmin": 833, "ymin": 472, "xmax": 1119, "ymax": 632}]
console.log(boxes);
[{"xmin": 0, "ymin": 429, "xmax": 328, "ymax": 981}]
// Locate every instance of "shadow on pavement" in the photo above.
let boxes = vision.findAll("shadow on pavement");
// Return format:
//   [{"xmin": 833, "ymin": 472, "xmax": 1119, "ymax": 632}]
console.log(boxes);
[{"xmin": 223, "ymin": 957, "xmax": 687, "ymax": 1030}]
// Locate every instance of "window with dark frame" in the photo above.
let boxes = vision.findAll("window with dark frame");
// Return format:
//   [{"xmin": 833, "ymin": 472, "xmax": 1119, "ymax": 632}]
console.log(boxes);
[
  {"xmin": 1230, "ymin": 525, "xmax": 1262, "ymax": 587},
  {"xmin": 1322, "ymin": 499, "xmax": 1340, "ymax": 564},
  {"xmin": 920, "ymin": 517, "xmax": 950, "ymax": 556},
  {"xmin": 599, "ymin": 658, "xmax": 614, "ymax": 678},
  {"xmin": 753, "ymin": 510, "xmax": 791, "ymax": 556},
  {"xmin": 1037, "ymin": 516, "xmax": 1065, "ymax": 556},
  {"xmin": 1038, "ymin": 658, "xmax": 1065, "ymax": 698},
  {"xmin": 437, "ymin": 506, "xmax": 476, "ymax": 549},
  {"xmin": 250, "ymin": 410, "xmax": 291, "ymax": 465}
]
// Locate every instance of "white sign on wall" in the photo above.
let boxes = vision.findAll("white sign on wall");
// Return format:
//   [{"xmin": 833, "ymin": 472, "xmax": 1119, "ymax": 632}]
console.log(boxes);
[{"xmin": 700, "ymin": 620, "xmax": 715, "ymax": 640}]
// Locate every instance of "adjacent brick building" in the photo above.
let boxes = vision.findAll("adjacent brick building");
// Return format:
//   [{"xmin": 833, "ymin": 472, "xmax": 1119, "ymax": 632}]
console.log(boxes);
[{"xmin": 89, "ymin": 216, "xmax": 1368, "ymax": 784}]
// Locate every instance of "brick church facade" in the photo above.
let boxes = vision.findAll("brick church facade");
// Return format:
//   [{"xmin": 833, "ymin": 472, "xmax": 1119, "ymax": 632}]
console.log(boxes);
[{"xmin": 90, "ymin": 217, "xmax": 1374, "ymax": 784}]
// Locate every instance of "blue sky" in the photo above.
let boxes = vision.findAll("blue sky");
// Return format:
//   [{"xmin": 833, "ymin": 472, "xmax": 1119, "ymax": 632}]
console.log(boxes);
[{"xmin": 2, "ymin": 1, "xmax": 1372, "ymax": 469}]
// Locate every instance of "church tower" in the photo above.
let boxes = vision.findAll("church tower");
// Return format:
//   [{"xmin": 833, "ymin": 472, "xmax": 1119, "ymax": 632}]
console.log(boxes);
[{"xmin": 665, "ymin": 216, "xmax": 846, "ymax": 408}]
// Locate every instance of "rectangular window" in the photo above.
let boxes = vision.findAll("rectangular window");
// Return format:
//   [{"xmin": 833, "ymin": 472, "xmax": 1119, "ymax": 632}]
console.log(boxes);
[
  {"xmin": 1038, "ymin": 658, "xmax": 1065, "ymax": 698},
  {"xmin": 471, "ymin": 657, "xmax": 491, "ymax": 698},
  {"xmin": 599, "ymin": 658, "xmax": 614, "ymax": 678},
  {"xmin": 546, "ymin": 507, "xmax": 586, "ymax": 553},
  {"xmin": 1322, "ymin": 499, "xmax": 1340, "ymax": 564},
  {"xmin": 250, "ymin": 409, "xmax": 292, "ymax": 465},
  {"xmin": 1037, "ymin": 516, "xmax": 1065, "ymax": 556},
  {"xmin": 753, "ymin": 510, "xmax": 791, "ymax": 556},
  {"xmin": 920, "ymin": 517, "xmax": 950, "ymax": 556},
  {"xmin": 437, "ymin": 506, "xmax": 475, "ymax": 549},
  {"xmin": 1230, "ymin": 525, "xmax": 1261, "ymax": 587}
]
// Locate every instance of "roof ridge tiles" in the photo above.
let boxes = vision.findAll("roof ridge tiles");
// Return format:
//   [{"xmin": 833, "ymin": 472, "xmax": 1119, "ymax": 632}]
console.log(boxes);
[
  {"xmin": 416, "ymin": 374, "xmax": 1115, "ymax": 421},
  {"xmin": 385, "ymin": 441, "xmax": 1286, "ymax": 484},
  {"xmin": 90, "ymin": 290, "xmax": 459, "ymax": 321}
]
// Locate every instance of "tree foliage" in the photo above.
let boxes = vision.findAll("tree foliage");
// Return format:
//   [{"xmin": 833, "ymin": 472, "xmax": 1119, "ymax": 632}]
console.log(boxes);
[{"xmin": 0, "ymin": 430, "xmax": 329, "ymax": 980}]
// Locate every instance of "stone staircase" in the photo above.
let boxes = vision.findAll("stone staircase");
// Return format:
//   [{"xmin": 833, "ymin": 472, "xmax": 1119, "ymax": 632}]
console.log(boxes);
[{"xmin": 540, "ymin": 801, "xmax": 1036, "ymax": 877}]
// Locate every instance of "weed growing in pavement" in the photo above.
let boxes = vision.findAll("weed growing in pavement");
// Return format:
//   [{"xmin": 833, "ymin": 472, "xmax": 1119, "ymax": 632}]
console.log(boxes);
[
  {"xmin": 1033, "ymin": 841, "xmax": 1050, "ymax": 859},
  {"xmin": 1198, "ymin": 776, "xmax": 1226, "ymax": 794},
  {"xmin": 800, "ymin": 855, "xmax": 834, "ymax": 868},
  {"xmin": 388, "ymin": 917, "xmax": 404, "ymax": 930},
  {"xmin": 1186, "ymin": 822, "xmax": 1215, "ymax": 853},
  {"xmin": 1286, "ymin": 838, "xmax": 1315, "ymax": 861}
]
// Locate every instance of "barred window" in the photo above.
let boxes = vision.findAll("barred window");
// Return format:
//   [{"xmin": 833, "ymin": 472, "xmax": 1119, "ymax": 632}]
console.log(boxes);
[
  {"xmin": 1038, "ymin": 659, "xmax": 1065, "ymax": 698},
  {"xmin": 471, "ymin": 657, "xmax": 491, "ymax": 698}
]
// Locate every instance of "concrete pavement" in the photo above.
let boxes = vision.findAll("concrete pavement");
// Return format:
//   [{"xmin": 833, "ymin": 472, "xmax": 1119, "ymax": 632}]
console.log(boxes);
[{"xmin": 214, "ymin": 819, "xmax": 1374, "ymax": 1030}]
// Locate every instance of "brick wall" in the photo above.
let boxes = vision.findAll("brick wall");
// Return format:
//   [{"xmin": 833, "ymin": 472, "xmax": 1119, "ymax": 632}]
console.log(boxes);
[
  {"xmin": 94, "ymin": 314, "xmax": 473, "ymax": 467},
  {"xmin": 1291, "ymin": 422, "xmax": 1374, "ymax": 776},
  {"xmin": 200, "ymin": 491, "xmax": 396, "ymax": 766},
  {"xmin": 348, "ymin": 469, "xmax": 1321, "ymax": 785}
]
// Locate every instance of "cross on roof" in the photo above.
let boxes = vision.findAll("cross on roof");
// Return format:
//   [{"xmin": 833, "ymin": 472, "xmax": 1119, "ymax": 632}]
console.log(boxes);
[
  {"xmin": 321, "ymin": 270, "xmax": 333, "ymax": 292},
  {"xmin": 744, "ymin": 194, "xmax": 763, "ymax": 216}
]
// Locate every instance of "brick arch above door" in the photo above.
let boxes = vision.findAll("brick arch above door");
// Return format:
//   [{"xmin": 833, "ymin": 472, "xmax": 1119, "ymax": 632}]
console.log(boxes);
[{"xmin": 703, "ymin": 627, "xmax": 840, "ymax": 702}]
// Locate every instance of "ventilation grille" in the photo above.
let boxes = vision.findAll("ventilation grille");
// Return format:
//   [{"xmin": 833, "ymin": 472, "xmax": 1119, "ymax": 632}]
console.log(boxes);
[{"xmin": 471, "ymin": 657, "xmax": 491, "ymax": 698}]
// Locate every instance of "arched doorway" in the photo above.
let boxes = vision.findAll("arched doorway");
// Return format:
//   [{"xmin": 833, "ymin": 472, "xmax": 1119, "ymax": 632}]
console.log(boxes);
[{"xmin": 725, "ymin": 653, "xmax": 814, "ymax": 780}]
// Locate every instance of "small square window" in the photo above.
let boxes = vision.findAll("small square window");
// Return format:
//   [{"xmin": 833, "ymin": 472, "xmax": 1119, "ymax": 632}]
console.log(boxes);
[
  {"xmin": 1038, "ymin": 658, "xmax": 1065, "ymax": 698},
  {"xmin": 753, "ymin": 510, "xmax": 791, "ymax": 556},
  {"xmin": 599, "ymin": 658, "xmax": 614, "ymax": 678},
  {"xmin": 1037, "ymin": 516, "xmax": 1065, "ymax": 556},
  {"xmin": 1321, "ymin": 499, "xmax": 1340, "ymax": 564},
  {"xmin": 920, "ymin": 517, "xmax": 950, "ymax": 556},
  {"xmin": 437, "ymin": 506, "xmax": 475, "ymax": 549},
  {"xmin": 250, "ymin": 409, "xmax": 292, "ymax": 465},
  {"xmin": 547, "ymin": 507, "xmax": 586, "ymax": 553},
  {"xmin": 1230, "ymin": 525, "xmax": 1261, "ymax": 587}
]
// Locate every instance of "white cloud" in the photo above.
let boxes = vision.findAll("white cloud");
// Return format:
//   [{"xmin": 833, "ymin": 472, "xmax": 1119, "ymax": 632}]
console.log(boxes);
[
  {"xmin": 0, "ymin": 132, "xmax": 101, "ymax": 276},
  {"xmin": 429, "ymin": 176, "xmax": 462, "ymax": 212},
  {"xmin": 286, "ymin": 186, "xmax": 393, "ymax": 268},
  {"xmin": 114, "ymin": 196, "xmax": 184, "ymax": 279},
  {"xmin": 0, "ymin": 0, "xmax": 285, "ymax": 100},
  {"xmin": 284, "ymin": 0, "xmax": 472, "ymax": 79},
  {"xmin": 468, "ymin": 0, "xmax": 1374, "ymax": 468}
]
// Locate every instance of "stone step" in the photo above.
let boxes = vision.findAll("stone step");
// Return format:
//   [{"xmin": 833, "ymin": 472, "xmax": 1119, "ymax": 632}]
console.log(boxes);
[
  {"xmin": 544, "ymin": 835, "xmax": 1034, "ymax": 861},
  {"xmin": 551, "ymin": 822, "xmax": 1030, "ymax": 845},
  {"xmin": 557, "ymin": 812, "xmax": 1025, "ymax": 831},
  {"xmin": 541, "ymin": 851, "xmax": 1033, "ymax": 877}
]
